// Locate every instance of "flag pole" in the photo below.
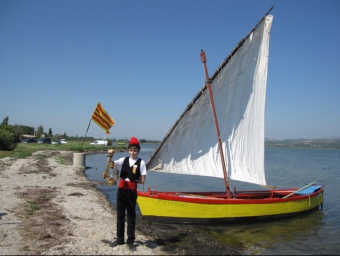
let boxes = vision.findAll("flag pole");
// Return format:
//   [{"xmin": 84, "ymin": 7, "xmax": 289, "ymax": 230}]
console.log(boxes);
[{"xmin": 81, "ymin": 119, "xmax": 92, "ymax": 150}]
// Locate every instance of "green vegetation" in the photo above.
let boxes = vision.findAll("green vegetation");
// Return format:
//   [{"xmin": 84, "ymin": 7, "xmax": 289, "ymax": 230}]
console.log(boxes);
[
  {"xmin": 26, "ymin": 200, "xmax": 40, "ymax": 212},
  {"xmin": 55, "ymin": 153, "xmax": 65, "ymax": 164},
  {"xmin": 0, "ymin": 128, "xmax": 17, "ymax": 151},
  {"xmin": 0, "ymin": 116, "xmax": 160, "ymax": 157},
  {"xmin": 0, "ymin": 116, "xmax": 18, "ymax": 151},
  {"xmin": 26, "ymin": 194, "xmax": 48, "ymax": 212},
  {"xmin": 0, "ymin": 141, "xmax": 128, "ymax": 159}
]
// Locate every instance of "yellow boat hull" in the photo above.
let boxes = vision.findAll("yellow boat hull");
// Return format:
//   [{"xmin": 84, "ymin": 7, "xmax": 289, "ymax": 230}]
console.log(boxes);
[{"xmin": 137, "ymin": 186, "xmax": 324, "ymax": 223}]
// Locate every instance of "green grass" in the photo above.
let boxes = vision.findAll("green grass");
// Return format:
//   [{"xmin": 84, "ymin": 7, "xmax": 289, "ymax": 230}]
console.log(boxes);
[
  {"xmin": 54, "ymin": 153, "xmax": 65, "ymax": 164},
  {"xmin": 26, "ymin": 200, "xmax": 40, "ymax": 212},
  {"xmin": 0, "ymin": 141, "xmax": 127, "ymax": 159}
]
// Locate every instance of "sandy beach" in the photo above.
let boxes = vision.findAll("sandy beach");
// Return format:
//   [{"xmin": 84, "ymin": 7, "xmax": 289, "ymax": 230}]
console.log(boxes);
[{"xmin": 0, "ymin": 151, "xmax": 240, "ymax": 255}]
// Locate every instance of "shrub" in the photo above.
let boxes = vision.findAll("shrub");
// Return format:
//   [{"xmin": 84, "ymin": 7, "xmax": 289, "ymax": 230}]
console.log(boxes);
[{"xmin": 0, "ymin": 129, "xmax": 17, "ymax": 151}]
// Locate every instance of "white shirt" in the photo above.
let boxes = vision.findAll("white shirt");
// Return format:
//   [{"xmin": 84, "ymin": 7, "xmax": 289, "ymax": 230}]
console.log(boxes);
[{"xmin": 114, "ymin": 157, "xmax": 147, "ymax": 178}]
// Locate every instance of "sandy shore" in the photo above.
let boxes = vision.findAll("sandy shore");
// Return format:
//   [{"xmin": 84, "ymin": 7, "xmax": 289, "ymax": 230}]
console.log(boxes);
[
  {"xmin": 0, "ymin": 151, "xmax": 168, "ymax": 255},
  {"xmin": 0, "ymin": 150, "xmax": 240, "ymax": 255}
]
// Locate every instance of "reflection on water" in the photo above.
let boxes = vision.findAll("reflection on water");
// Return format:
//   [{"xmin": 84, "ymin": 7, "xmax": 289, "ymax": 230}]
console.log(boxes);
[
  {"xmin": 85, "ymin": 145, "xmax": 340, "ymax": 255},
  {"xmin": 204, "ymin": 210, "xmax": 323, "ymax": 255}
]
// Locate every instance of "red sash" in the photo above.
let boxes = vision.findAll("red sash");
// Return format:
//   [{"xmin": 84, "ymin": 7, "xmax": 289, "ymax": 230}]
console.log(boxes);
[{"xmin": 118, "ymin": 179, "xmax": 137, "ymax": 190}]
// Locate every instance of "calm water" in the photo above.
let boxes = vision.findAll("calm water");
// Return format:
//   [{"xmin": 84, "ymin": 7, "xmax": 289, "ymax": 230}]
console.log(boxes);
[{"xmin": 85, "ymin": 144, "xmax": 340, "ymax": 255}]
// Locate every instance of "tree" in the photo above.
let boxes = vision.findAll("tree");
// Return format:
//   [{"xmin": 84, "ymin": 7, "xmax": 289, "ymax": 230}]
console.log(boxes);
[
  {"xmin": 1, "ymin": 116, "xmax": 9, "ymax": 126},
  {"xmin": 0, "ymin": 116, "xmax": 17, "ymax": 150},
  {"xmin": 35, "ymin": 125, "xmax": 44, "ymax": 138},
  {"xmin": 0, "ymin": 116, "xmax": 13, "ymax": 134},
  {"xmin": 48, "ymin": 128, "xmax": 53, "ymax": 137},
  {"xmin": 12, "ymin": 125, "xmax": 34, "ymax": 137},
  {"xmin": 0, "ymin": 129, "xmax": 17, "ymax": 150}
]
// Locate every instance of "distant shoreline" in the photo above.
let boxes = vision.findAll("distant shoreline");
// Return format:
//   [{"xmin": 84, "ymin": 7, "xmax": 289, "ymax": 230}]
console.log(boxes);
[
  {"xmin": 265, "ymin": 138, "xmax": 340, "ymax": 150},
  {"xmin": 265, "ymin": 145, "xmax": 340, "ymax": 150}
]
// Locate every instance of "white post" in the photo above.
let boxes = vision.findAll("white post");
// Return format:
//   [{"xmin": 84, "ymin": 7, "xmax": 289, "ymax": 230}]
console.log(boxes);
[{"xmin": 73, "ymin": 153, "xmax": 86, "ymax": 168}]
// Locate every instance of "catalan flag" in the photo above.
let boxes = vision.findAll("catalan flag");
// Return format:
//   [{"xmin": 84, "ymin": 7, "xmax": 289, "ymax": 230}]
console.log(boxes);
[{"xmin": 91, "ymin": 102, "xmax": 115, "ymax": 134}]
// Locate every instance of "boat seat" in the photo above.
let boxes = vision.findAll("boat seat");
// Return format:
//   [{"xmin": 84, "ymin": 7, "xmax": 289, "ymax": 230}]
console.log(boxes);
[{"xmin": 296, "ymin": 185, "xmax": 323, "ymax": 195}]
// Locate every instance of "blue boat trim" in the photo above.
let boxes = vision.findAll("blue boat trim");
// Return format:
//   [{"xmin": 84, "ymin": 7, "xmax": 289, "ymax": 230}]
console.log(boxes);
[{"xmin": 296, "ymin": 185, "xmax": 323, "ymax": 195}]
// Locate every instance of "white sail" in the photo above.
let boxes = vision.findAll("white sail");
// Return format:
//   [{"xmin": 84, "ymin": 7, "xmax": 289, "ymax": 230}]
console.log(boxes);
[{"xmin": 147, "ymin": 15, "xmax": 273, "ymax": 186}]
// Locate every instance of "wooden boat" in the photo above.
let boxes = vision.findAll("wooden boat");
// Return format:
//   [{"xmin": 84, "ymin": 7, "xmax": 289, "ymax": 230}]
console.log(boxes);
[
  {"xmin": 137, "ymin": 7, "xmax": 324, "ymax": 224},
  {"xmin": 138, "ymin": 183, "xmax": 324, "ymax": 223}
]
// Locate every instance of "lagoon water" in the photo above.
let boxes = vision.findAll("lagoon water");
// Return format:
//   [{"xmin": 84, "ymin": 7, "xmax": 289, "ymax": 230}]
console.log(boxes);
[{"xmin": 85, "ymin": 144, "xmax": 340, "ymax": 255}]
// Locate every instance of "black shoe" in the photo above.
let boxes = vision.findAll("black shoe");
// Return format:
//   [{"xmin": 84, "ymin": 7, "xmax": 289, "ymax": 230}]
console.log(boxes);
[
  {"xmin": 127, "ymin": 243, "xmax": 136, "ymax": 252},
  {"xmin": 109, "ymin": 241, "xmax": 124, "ymax": 247}
]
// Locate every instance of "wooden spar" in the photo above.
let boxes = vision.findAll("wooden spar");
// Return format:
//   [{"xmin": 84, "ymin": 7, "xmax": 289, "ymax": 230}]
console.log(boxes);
[
  {"xmin": 210, "ymin": 5, "xmax": 274, "ymax": 82},
  {"xmin": 200, "ymin": 50, "xmax": 232, "ymax": 199}
]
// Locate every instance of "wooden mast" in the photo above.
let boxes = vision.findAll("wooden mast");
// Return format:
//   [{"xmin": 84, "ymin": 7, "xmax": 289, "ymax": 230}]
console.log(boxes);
[{"xmin": 200, "ymin": 50, "xmax": 232, "ymax": 199}]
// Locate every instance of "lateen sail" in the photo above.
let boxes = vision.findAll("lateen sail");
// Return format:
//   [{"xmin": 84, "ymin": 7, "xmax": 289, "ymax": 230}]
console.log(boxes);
[{"xmin": 147, "ymin": 15, "xmax": 273, "ymax": 186}]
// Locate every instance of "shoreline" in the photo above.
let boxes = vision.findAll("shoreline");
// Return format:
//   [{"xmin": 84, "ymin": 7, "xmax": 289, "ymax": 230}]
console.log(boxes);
[{"xmin": 0, "ymin": 151, "xmax": 240, "ymax": 255}]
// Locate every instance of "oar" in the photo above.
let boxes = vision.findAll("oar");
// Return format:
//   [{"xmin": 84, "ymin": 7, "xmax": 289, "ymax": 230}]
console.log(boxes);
[{"xmin": 283, "ymin": 181, "xmax": 316, "ymax": 199}]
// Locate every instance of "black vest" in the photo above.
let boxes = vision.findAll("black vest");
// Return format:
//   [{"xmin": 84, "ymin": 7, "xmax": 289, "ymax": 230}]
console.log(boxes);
[{"xmin": 120, "ymin": 157, "xmax": 142, "ymax": 182}]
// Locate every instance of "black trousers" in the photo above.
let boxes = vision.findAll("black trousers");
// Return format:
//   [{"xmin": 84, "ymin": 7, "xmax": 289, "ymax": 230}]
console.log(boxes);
[{"xmin": 116, "ymin": 188, "xmax": 137, "ymax": 244}]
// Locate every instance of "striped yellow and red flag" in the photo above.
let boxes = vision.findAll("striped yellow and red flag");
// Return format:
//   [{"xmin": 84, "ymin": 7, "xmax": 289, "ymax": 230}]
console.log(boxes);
[{"xmin": 91, "ymin": 102, "xmax": 115, "ymax": 134}]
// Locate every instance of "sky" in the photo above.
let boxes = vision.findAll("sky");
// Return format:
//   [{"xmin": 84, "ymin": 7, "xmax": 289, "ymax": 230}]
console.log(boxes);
[{"xmin": 1, "ymin": 0, "xmax": 339, "ymax": 141}]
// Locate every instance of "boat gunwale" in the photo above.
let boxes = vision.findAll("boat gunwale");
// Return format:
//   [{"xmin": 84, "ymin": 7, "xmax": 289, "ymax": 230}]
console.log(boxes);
[{"xmin": 137, "ymin": 186, "xmax": 324, "ymax": 204}]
